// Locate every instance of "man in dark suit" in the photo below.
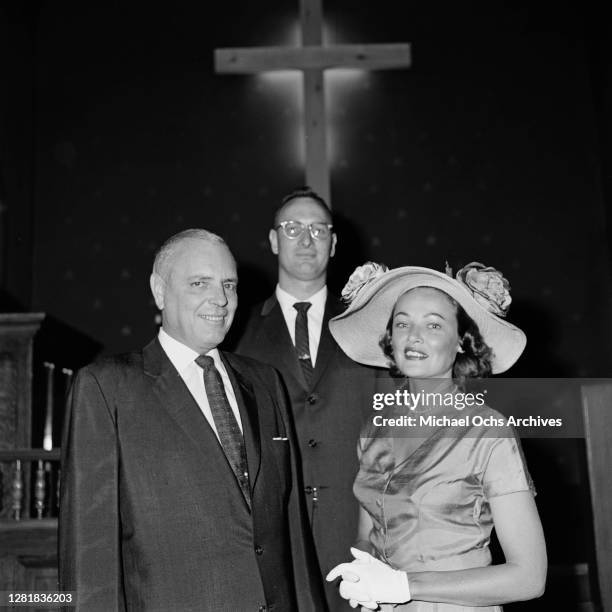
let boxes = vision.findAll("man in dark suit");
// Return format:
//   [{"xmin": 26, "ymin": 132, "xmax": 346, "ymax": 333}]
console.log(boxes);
[
  {"xmin": 59, "ymin": 229, "xmax": 326, "ymax": 611},
  {"xmin": 236, "ymin": 188, "xmax": 378, "ymax": 611}
]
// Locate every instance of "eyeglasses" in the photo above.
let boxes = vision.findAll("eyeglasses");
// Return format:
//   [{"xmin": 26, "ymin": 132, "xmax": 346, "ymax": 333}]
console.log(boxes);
[{"xmin": 275, "ymin": 220, "xmax": 334, "ymax": 241}]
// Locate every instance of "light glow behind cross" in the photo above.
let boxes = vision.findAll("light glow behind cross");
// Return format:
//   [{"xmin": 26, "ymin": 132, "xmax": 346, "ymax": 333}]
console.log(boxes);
[
  {"xmin": 257, "ymin": 20, "xmax": 369, "ymax": 169},
  {"xmin": 258, "ymin": 68, "xmax": 368, "ymax": 171},
  {"xmin": 215, "ymin": 0, "xmax": 411, "ymax": 205}
]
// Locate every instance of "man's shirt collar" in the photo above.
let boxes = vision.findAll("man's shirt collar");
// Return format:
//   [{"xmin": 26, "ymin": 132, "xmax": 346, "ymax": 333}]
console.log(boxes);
[
  {"xmin": 275, "ymin": 284, "xmax": 327, "ymax": 311},
  {"xmin": 158, "ymin": 327, "xmax": 221, "ymax": 374}
]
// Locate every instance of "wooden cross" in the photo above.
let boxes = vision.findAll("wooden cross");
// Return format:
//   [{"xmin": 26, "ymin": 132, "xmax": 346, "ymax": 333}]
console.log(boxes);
[{"xmin": 214, "ymin": 0, "xmax": 411, "ymax": 205}]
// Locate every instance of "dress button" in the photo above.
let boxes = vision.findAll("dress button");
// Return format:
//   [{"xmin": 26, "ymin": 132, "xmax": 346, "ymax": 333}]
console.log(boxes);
[
  {"xmin": 255, "ymin": 545, "xmax": 264, "ymax": 555},
  {"xmin": 306, "ymin": 393, "xmax": 318, "ymax": 405},
  {"xmin": 308, "ymin": 438, "xmax": 318, "ymax": 448},
  {"xmin": 304, "ymin": 486, "xmax": 313, "ymax": 495}
]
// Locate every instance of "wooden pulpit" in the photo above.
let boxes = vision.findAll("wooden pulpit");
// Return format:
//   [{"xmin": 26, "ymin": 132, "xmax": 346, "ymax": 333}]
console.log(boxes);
[
  {"xmin": 0, "ymin": 314, "xmax": 44, "ymax": 446},
  {"xmin": 0, "ymin": 313, "xmax": 60, "ymax": 594}
]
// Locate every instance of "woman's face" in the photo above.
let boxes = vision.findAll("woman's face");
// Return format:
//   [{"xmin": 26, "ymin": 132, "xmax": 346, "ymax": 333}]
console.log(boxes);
[{"xmin": 391, "ymin": 287, "xmax": 461, "ymax": 379}]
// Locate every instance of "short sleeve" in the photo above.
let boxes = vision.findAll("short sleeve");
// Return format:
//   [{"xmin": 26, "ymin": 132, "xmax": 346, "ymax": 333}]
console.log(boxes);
[
  {"xmin": 357, "ymin": 436, "xmax": 365, "ymax": 461},
  {"xmin": 356, "ymin": 432, "xmax": 378, "ymax": 461},
  {"xmin": 357, "ymin": 415, "xmax": 381, "ymax": 461},
  {"xmin": 483, "ymin": 434, "xmax": 536, "ymax": 498}
]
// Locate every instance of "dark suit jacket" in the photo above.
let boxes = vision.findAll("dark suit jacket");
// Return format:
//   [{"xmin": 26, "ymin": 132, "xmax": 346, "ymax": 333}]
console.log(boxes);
[
  {"xmin": 59, "ymin": 338, "xmax": 325, "ymax": 612},
  {"xmin": 236, "ymin": 294, "xmax": 379, "ymax": 611}
]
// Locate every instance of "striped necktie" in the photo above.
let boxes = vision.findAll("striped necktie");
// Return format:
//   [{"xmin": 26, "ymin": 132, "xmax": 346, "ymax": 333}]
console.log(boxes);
[
  {"xmin": 293, "ymin": 301, "xmax": 314, "ymax": 386},
  {"xmin": 195, "ymin": 355, "xmax": 251, "ymax": 507}
]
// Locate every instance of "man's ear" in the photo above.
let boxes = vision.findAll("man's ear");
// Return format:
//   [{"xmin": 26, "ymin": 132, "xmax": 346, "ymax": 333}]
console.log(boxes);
[
  {"xmin": 150, "ymin": 273, "xmax": 166, "ymax": 311},
  {"xmin": 330, "ymin": 232, "xmax": 337, "ymax": 258},
  {"xmin": 269, "ymin": 228, "xmax": 279, "ymax": 255}
]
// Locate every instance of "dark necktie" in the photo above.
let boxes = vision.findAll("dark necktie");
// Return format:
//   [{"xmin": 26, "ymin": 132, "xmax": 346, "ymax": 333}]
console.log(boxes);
[
  {"xmin": 195, "ymin": 355, "xmax": 251, "ymax": 507},
  {"xmin": 293, "ymin": 301, "xmax": 314, "ymax": 386}
]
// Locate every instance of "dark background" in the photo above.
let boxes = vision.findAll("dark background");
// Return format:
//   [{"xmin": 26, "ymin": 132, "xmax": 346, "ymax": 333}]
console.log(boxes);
[{"xmin": 2, "ymin": 2, "xmax": 611, "ymax": 608}]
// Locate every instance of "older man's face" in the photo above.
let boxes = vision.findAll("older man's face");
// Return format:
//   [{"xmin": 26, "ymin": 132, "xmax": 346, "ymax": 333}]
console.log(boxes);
[
  {"xmin": 269, "ymin": 197, "xmax": 336, "ymax": 283},
  {"xmin": 151, "ymin": 239, "xmax": 238, "ymax": 354}
]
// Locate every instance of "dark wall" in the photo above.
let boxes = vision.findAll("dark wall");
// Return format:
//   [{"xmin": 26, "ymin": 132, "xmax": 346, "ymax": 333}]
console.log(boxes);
[
  {"xmin": 0, "ymin": 4, "xmax": 36, "ymax": 309},
  {"xmin": 10, "ymin": 1, "xmax": 610, "ymax": 379}
]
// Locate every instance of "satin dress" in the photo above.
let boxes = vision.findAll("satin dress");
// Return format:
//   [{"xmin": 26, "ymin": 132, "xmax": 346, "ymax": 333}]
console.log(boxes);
[{"xmin": 354, "ymin": 402, "xmax": 535, "ymax": 611}]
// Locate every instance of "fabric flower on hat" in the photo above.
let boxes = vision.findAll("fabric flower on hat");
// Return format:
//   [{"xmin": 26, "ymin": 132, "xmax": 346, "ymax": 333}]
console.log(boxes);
[
  {"xmin": 341, "ymin": 262, "xmax": 389, "ymax": 305},
  {"xmin": 456, "ymin": 262, "xmax": 512, "ymax": 317}
]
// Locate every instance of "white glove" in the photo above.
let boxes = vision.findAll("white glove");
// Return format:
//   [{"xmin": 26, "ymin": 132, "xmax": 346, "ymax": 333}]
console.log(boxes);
[{"xmin": 326, "ymin": 547, "xmax": 411, "ymax": 607}]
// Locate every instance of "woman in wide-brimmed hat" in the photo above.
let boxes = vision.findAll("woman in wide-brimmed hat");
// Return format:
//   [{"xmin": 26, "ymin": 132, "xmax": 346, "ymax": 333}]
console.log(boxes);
[{"xmin": 326, "ymin": 262, "xmax": 546, "ymax": 611}]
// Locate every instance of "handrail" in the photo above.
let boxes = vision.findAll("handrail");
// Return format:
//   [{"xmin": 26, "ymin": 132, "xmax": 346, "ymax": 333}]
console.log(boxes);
[
  {"xmin": 0, "ymin": 448, "xmax": 61, "ymax": 462},
  {"xmin": 0, "ymin": 517, "xmax": 58, "ymax": 530}
]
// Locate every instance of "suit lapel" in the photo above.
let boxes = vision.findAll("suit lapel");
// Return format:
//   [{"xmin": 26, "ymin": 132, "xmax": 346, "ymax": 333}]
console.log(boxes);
[
  {"xmin": 143, "ymin": 339, "xmax": 252, "ymax": 511},
  {"xmin": 310, "ymin": 295, "xmax": 343, "ymax": 389},
  {"xmin": 259, "ymin": 293, "xmax": 345, "ymax": 391},
  {"xmin": 144, "ymin": 339, "xmax": 221, "ymax": 459},
  {"xmin": 259, "ymin": 295, "xmax": 307, "ymax": 388},
  {"xmin": 221, "ymin": 352, "xmax": 262, "ymax": 497}
]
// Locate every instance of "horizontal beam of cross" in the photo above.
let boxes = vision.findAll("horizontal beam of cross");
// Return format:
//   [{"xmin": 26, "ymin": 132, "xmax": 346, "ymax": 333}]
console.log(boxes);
[{"xmin": 215, "ymin": 43, "xmax": 411, "ymax": 74}]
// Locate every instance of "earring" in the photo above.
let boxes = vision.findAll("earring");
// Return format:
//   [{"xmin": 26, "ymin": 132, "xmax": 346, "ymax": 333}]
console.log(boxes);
[{"xmin": 457, "ymin": 344, "xmax": 465, "ymax": 354}]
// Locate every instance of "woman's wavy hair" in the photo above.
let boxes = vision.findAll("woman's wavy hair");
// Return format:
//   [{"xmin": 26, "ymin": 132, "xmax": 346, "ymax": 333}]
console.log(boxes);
[{"xmin": 379, "ymin": 288, "xmax": 493, "ymax": 386}]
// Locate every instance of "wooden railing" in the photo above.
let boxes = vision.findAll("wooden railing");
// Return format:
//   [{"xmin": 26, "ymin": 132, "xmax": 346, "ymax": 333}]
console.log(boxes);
[
  {"xmin": 0, "ymin": 449, "xmax": 61, "ymax": 521},
  {"xmin": 0, "ymin": 449, "xmax": 60, "ymax": 592}
]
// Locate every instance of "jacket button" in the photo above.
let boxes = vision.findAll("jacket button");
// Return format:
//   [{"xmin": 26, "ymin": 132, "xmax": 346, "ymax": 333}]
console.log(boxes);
[
  {"xmin": 308, "ymin": 439, "xmax": 318, "ymax": 448},
  {"xmin": 258, "ymin": 606, "xmax": 267, "ymax": 612},
  {"xmin": 306, "ymin": 393, "xmax": 318, "ymax": 405},
  {"xmin": 255, "ymin": 545, "xmax": 264, "ymax": 555},
  {"xmin": 304, "ymin": 486, "xmax": 313, "ymax": 495}
]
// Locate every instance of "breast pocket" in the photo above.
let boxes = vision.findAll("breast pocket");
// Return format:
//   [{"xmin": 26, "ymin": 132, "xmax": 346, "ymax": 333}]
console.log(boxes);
[{"xmin": 269, "ymin": 436, "xmax": 291, "ymax": 474}]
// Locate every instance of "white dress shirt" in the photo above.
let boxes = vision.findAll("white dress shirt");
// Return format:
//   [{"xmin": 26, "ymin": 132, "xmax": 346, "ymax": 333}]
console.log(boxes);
[
  {"xmin": 275, "ymin": 284, "xmax": 327, "ymax": 366},
  {"xmin": 158, "ymin": 328, "xmax": 243, "ymax": 438}
]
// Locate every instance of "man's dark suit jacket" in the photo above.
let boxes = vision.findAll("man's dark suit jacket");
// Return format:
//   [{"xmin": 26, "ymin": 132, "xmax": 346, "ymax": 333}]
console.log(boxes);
[
  {"xmin": 236, "ymin": 294, "xmax": 378, "ymax": 611},
  {"xmin": 59, "ymin": 338, "xmax": 326, "ymax": 612}
]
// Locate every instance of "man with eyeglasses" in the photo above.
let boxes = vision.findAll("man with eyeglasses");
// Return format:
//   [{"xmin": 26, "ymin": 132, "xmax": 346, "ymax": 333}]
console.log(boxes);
[{"xmin": 236, "ymin": 187, "xmax": 378, "ymax": 611}]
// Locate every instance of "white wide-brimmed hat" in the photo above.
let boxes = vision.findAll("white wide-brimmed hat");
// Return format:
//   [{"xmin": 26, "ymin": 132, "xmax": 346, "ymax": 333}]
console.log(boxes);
[{"xmin": 329, "ymin": 262, "xmax": 526, "ymax": 374}]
